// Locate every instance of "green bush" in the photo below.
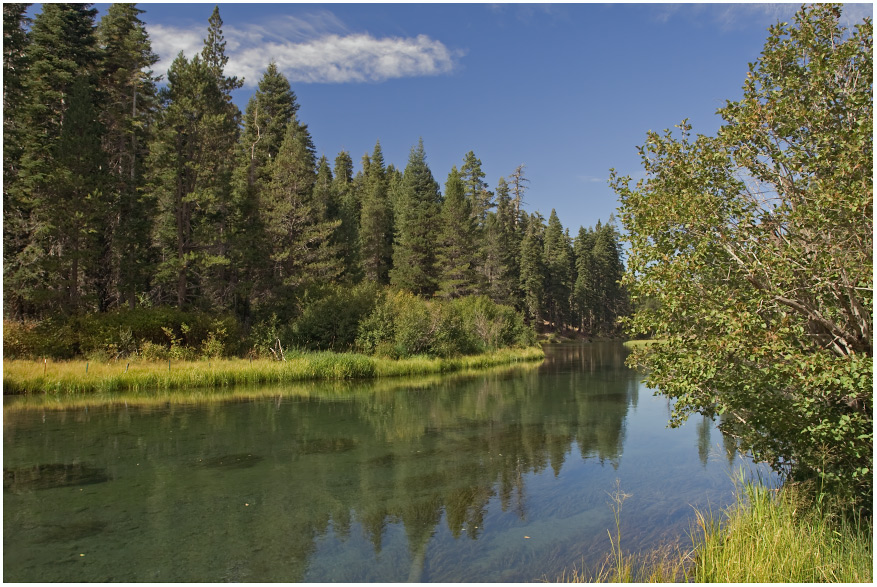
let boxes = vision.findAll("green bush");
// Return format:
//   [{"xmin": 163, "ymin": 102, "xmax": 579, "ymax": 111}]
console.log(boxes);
[
  {"xmin": 290, "ymin": 282, "xmax": 382, "ymax": 352},
  {"xmin": 356, "ymin": 291, "xmax": 532, "ymax": 359}
]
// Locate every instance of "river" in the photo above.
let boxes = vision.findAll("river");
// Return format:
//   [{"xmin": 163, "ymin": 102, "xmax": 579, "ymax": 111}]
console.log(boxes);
[{"xmin": 3, "ymin": 342, "xmax": 775, "ymax": 581}]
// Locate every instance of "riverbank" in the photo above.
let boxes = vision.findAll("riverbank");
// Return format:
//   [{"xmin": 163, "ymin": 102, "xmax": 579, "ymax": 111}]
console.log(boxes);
[
  {"xmin": 3, "ymin": 346, "xmax": 545, "ymax": 396},
  {"xmin": 561, "ymin": 482, "xmax": 873, "ymax": 583}
]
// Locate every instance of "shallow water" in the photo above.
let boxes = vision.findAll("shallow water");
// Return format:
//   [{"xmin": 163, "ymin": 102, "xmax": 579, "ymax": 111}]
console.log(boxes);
[{"xmin": 3, "ymin": 342, "xmax": 775, "ymax": 582}]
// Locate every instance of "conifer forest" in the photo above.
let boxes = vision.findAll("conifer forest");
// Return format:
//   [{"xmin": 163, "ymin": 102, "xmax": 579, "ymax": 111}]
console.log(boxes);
[{"xmin": 3, "ymin": 4, "xmax": 628, "ymax": 359}]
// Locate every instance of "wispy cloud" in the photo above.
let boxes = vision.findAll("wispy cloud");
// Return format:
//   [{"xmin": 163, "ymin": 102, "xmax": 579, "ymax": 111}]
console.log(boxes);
[
  {"xmin": 147, "ymin": 11, "xmax": 463, "ymax": 85},
  {"xmin": 650, "ymin": 3, "xmax": 871, "ymax": 32}
]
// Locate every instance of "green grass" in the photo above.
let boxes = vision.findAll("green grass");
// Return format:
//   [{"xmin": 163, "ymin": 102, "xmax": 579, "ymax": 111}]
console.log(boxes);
[
  {"xmin": 3, "ymin": 346, "xmax": 545, "ymax": 397},
  {"xmin": 689, "ymin": 482, "xmax": 872, "ymax": 583},
  {"xmin": 558, "ymin": 479, "xmax": 873, "ymax": 583}
]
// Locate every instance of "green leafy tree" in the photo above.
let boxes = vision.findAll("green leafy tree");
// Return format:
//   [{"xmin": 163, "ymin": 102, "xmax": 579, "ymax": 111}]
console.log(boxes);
[
  {"xmin": 614, "ymin": 4, "xmax": 872, "ymax": 506},
  {"xmin": 390, "ymin": 139, "xmax": 442, "ymax": 295},
  {"xmin": 96, "ymin": 3, "xmax": 160, "ymax": 309},
  {"xmin": 436, "ymin": 167, "xmax": 479, "ymax": 298}
]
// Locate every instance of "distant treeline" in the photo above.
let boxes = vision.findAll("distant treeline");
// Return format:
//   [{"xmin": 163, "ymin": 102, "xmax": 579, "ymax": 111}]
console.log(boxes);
[{"xmin": 3, "ymin": 4, "xmax": 627, "ymax": 340}]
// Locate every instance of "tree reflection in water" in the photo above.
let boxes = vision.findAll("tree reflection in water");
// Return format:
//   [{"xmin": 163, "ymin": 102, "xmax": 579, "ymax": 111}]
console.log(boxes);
[{"xmin": 4, "ymin": 343, "xmax": 706, "ymax": 582}]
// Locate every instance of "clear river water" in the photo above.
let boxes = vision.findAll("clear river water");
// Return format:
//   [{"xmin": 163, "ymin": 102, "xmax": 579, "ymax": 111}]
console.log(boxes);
[{"xmin": 3, "ymin": 342, "xmax": 775, "ymax": 582}]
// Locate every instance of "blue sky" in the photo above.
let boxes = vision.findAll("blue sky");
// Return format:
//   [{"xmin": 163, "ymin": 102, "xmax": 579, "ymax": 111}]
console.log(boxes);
[{"xmin": 80, "ymin": 3, "xmax": 873, "ymax": 234}]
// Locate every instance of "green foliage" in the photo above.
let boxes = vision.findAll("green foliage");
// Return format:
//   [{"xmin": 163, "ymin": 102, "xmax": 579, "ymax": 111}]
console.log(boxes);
[
  {"xmin": 390, "ymin": 139, "xmax": 441, "ymax": 295},
  {"xmin": 290, "ymin": 282, "xmax": 382, "ymax": 351},
  {"xmin": 357, "ymin": 290, "xmax": 536, "ymax": 358},
  {"xmin": 614, "ymin": 5, "xmax": 872, "ymax": 506}
]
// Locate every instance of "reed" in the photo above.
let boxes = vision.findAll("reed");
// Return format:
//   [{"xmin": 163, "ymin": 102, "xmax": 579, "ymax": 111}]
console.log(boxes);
[{"xmin": 3, "ymin": 347, "xmax": 544, "ymax": 397}]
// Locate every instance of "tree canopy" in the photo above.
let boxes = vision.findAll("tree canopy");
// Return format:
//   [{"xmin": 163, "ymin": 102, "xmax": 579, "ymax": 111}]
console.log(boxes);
[{"xmin": 613, "ymin": 4, "xmax": 872, "ymax": 507}]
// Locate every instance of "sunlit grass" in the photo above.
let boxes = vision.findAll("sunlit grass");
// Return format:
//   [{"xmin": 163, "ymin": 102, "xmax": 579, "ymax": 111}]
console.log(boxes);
[
  {"xmin": 556, "ymin": 479, "xmax": 873, "ymax": 583},
  {"xmin": 3, "ymin": 347, "xmax": 544, "ymax": 398},
  {"xmin": 689, "ymin": 482, "xmax": 873, "ymax": 583},
  {"xmin": 3, "ymin": 360, "xmax": 543, "ymax": 412}
]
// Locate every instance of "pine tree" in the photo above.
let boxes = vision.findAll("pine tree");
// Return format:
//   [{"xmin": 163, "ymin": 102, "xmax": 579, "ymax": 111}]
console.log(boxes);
[
  {"xmin": 3, "ymin": 3, "xmax": 32, "ymax": 317},
  {"xmin": 201, "ymin": 5, "xmax": 243, "ymax": 96},
  {"xmin": 508, "ymin": 164, "xmax": 529, "ymax": 223},
  {"xmin": 96, "ymin": 3, "xmax": 160, "ymax": 309},
  {"xmin": 572, "ymin": 225, "xmax": 596, "ymax": 332},
  {"xmin": 331, "ymin": 150, "xmax": 361, "ymax": 281},
  {"xmin": 436, "ymin": 166, "xmax": 478, "ymax": 298},
  {"xmin": 519, "ymin": 212, "xmax": 546, "ymax": 326},
  {"xmin": 390, "ymin": 139, "xmax": 442, "ymax": 295},
  {"xmin": 264, "ymin": 118, "xmax": 341, "ymax": 292},
  {"xmin": 543, "ymin": 209, "xmax": 573, "ymax": 330},
  {"xmin": 460, "ymin": 151, "xmax": 493, "ymax": 226},
  {"xmin": 359, "ymin": 142, "xmax": 393, "ymax": 284},
  {"xmin": 6, "ymin": 3, "xmax": 102, "ymax": 315},
  {"xmin": 41, "ymin": 76, "xmax": 109, "ymax": 312},
  {"xmin": 483, "ymin": 177, "xmax": 522, "ymax": 306},
  {"xmin": 147, "ymin": 52, "xmax": 235, "ymax": 307},
  {"xmin": 231, "ymin": 62, "xmax": 299, "ymax": 315}
]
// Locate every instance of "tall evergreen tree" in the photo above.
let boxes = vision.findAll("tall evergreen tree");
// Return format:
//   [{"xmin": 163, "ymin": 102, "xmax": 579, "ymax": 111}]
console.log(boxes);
[
  {"xmin": 572, "ymin": 225, "xmax": 596, "ymax": 332},
  {"xmin": 543, "ymin": 209, "xmax": 573, "ymax": 330},
  {"xmin": 41, "ymin": 76, "xmax": 109, "ymax": 312},
  {"xmin": 519, "ymin": 212, "xmax": 546, "ymax": 326},
  {"xmin": 390, "ymin": 139, "xmax": 442, "ymax": 295},
  {"xmin": 331, "ymin": 150, "xmax": 361, "ymax": 282},
  {"xmin": 460, "ymin": 150, "xmax": 493, "ymax": 225},
  {"xmin": 436, "ymin": 166, "xmax": 479, "ymax": 298},
  {"xmin": 96, "ymin": 3, "xmax": 160, "ymax": 309},
  {"xmin": 201, "ymin": 5, "xmax": 243, "ymax": 97},
  {"xmin": 147, "ymin": 52, "xmax": 236, "ymax": 308},
  {"xmin": 483, "ymin": 177, "xmax": 522, "ymax": 306},
  {"xmin": 231, "ymin": 62, "xmax": 298, "ymax": 316},
  {"xmin": 3, "ymin": 3, "xmax": 32, "ymax": 317},
  {"xmin": 508, "ymin": 164, "xmax": 529, "ymax": 223},
  {"xmin": 264, "ymin": 118, "xmax": 341, "ymax": 293},
  {"xmin": 6, "ymin": 3, "xmax": 102, "ymax": 315},
  {"xmin": 359, "ymin": 142, "xmax": 393, "ymax": 284}
]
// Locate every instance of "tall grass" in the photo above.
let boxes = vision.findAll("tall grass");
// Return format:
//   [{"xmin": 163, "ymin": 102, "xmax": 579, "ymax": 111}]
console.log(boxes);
[
  {"xmin": 690, "ymin": 482, "xmax": 873, "ymax": 583},
  {"xmin": 3, "ymin": 347, "xmax": 544, "ymax": 397},
  {"xmin": 556, "ymin": 478, "xmax": 872, "ymax": 583}
]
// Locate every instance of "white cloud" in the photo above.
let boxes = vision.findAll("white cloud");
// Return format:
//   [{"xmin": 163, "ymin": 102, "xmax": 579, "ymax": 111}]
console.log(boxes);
[{"xmin": 147, "ymin": 11, "xmax": 462, "ymax": 85}]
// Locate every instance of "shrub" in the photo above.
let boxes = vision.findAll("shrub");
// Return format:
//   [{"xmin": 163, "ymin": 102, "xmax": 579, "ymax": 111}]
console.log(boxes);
[{"xmin": 290, "ymin": 282, "xmax": 382, "ymax": 351}]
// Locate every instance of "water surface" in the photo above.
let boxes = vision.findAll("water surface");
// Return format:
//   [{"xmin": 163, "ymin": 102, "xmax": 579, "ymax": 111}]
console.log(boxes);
[{"xmin": 3, "ymin": 343, "xmax": 773, "ymax": 581}]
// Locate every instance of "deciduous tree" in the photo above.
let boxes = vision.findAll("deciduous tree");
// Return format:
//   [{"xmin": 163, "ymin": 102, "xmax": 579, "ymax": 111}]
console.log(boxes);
[{"xmin": 614, "ymin": 4, "xmax": 872, "ymax": 505}]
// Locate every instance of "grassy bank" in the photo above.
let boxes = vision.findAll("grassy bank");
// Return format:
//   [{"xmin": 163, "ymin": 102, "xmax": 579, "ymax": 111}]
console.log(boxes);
[
  {"xmin": 3, "ymin": 346, "xmax": 544, "ymax": 396},
  {"xmin": 689, "ymin": 482, "xmax": 872, "ymax": 582},
  {"xmin": 559, "ymin": 481, "xmax": 873, "ymax": 583}
]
